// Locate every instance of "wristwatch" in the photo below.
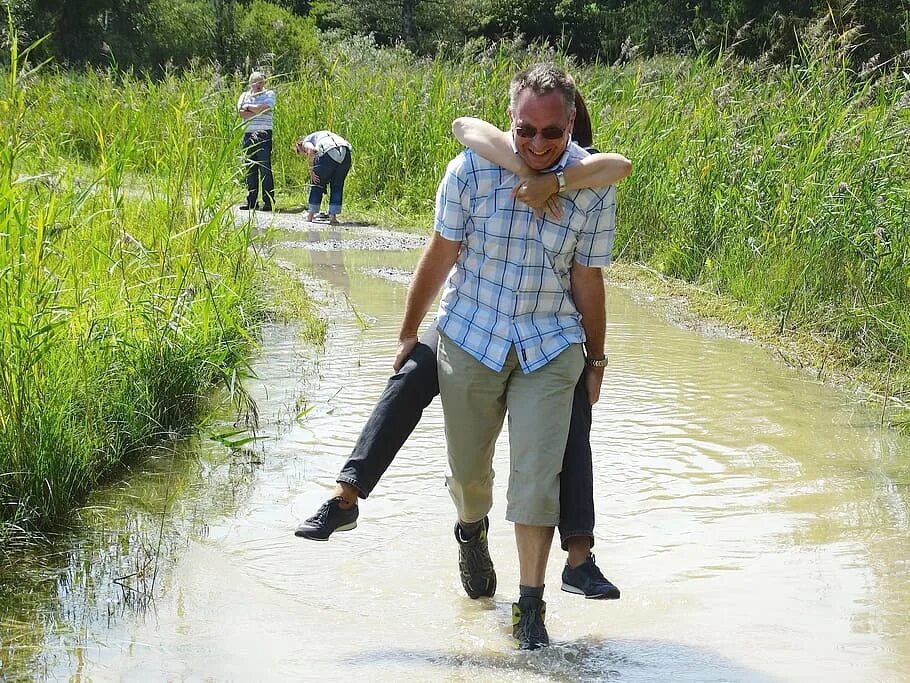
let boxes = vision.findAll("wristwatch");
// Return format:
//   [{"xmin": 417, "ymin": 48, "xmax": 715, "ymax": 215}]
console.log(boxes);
[
  {"xmin": 555, "ymin": 170, "xmax": 566, "ymax": 192},
  {"xmin": 586, "ymin": 354, "xmax": 608, "ymax": 368}
]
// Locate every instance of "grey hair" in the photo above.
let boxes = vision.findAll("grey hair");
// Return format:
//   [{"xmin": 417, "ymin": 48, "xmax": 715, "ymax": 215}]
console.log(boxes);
[
  {"xmin": 248, "ymin": 71, "xmax": 266, "ymax": 85},
  {"xmin": 509, "ymin": 63, "xmax": 576, "ymax": 115}
]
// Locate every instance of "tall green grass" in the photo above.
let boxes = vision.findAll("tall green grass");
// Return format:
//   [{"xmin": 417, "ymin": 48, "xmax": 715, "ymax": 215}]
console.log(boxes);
[
  {"xmin": 2, "ymin": 13, "xmax": 907, "ymax": 529},
  {"xmin": 0, "ymin": 38, "xmax": 268, "ymax": 529},
  {"xmin": 274, "ymin": 27, "xmax": 908, "ymax": 396}
]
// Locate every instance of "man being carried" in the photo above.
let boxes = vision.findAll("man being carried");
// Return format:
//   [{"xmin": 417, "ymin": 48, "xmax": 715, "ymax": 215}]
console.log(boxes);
[{"xmin": 393, "ymin": 63, "xmax": 616, "ymax": 650}]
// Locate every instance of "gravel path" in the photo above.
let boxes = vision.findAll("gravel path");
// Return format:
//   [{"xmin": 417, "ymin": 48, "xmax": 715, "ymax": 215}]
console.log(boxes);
[{"xmin": 237, "ymin": 207, "xmax": 428, "ymax": 252}]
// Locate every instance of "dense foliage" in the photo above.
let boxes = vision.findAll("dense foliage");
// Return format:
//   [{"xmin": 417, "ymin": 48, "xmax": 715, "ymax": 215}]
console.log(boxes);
[
  {"xmin": 0, "ymin": 40, "xmax": 264, "ymax": 528},
  {"xmin": 275, "ymin": 24, "xmax": 908, "ymax": 392},
  {"xmin": 3, "ymin": 0, "xmax": 908, "ymax": 70}
]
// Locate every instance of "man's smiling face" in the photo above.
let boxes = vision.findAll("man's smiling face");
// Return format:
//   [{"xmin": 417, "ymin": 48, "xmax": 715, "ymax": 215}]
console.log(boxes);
[{"xmin": 509, "ymin": 89, "xmax": 575, "ymax": 171}]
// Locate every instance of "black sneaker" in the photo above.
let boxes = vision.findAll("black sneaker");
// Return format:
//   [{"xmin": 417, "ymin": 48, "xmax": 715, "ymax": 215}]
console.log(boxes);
[
  {"xmin": 512, "ymin": 596, "xmax": 549, "ymax": 650},
  {"xmin": 454, "ymin": 517, "xmax": 496, "ymax": 598},
  {"xmin": 561, "ymin": 554, "xmax": 620, "ymax": 599},
  {"xmin": 239, "ymin": 204, "xmax": 256, "ymax": 210},
  {"xmin": 294, "ymin": 497, "xmax": 358, "ymax": 541}
]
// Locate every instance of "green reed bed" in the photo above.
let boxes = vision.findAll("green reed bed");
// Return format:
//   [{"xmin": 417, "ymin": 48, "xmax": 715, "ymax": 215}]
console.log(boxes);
[
  {"xmin": 0, "ymin": 47, "xmax": 274, "ymax": 529},
  {"xmin": 2, "ymin": 20, "xmax": 907, "ymax": 528},
  {"xmin": 276, "ymin": 31, "xmax": 908, "ymax": 403}
]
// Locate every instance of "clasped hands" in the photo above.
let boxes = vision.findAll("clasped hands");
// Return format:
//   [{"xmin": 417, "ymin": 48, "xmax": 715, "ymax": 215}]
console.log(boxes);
[{"xmin": 513, "ymin": 172, "xmax": 563, "ymax": 219}]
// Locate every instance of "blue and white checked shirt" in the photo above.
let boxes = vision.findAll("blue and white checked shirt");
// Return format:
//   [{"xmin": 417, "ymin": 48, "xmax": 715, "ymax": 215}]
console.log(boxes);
[{"xmin": 435, "ymin": 143, "xmax": 616, "ymax": 373}]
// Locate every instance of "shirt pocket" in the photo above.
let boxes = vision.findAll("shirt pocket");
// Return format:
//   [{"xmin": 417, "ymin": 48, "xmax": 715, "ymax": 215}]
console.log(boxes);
[
  {"xmin": 537, "ymin": 215, "xmax": 579, "ymax": 284},
  {"xmin": 471, "ymin": 185, "xmax": 512, "ymax": 222},
  {"xmin": 471, "ymin": 186, "xmax": 517, "ymax": 256}
]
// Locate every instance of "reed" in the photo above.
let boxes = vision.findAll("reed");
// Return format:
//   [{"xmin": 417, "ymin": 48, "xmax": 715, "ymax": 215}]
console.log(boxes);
[
  {"xmin": 0, "ymin": 34, "xmax": 280, "ymax": 528},
  {"xmin": 2, "ymin": 13, "xmax": 907, "ymax": 528},
  {"xmin": 276, "ymin": 29, "xmax": 908, "ymax": 401}
]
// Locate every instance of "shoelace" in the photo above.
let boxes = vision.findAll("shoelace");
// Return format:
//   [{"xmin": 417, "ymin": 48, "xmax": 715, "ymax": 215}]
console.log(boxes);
[
  {"xmin": 306, "ymin": 498, "xmax": 338, "ymax": 525},
  {"xmin": 460, "ymin": 532, "xmax": 492, "ymax": 567},
  {"xmin": 464, "ymin": 544, "xmax": 490, "ymax": 566},
  {"xmin": 585, "ymin": 554, "xmax": 607, "ymax": 581},
  {"xmin": 519, "ymin": 602, "xmax": 546, "ymax": 639}
]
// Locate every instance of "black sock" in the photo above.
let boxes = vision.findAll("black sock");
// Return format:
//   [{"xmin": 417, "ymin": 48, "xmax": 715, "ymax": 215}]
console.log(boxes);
[
  {"xmin": 519, "ymin": 584, "xmax": 545, "ymax": 600},
  {"xmin": 458, "ymin": 519, "xmax": 482, "ymax": 538}
]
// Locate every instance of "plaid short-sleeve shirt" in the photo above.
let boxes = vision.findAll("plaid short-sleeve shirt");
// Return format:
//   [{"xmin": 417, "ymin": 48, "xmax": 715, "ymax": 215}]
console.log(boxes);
[{"xmin": 435, "ymin": 143, "xmax": 616, "ymax": 373}]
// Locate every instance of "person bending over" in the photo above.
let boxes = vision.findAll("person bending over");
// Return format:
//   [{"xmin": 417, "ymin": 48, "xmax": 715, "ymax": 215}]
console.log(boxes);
[{"xmin": 294, "ymin": 130, "xmax": 353, "ymax": 225}]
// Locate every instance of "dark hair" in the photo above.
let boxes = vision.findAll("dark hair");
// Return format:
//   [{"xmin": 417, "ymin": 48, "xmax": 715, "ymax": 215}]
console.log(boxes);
[{"xmin": 572, "ymin": 91, "xmax": 593, "ymax": 149}]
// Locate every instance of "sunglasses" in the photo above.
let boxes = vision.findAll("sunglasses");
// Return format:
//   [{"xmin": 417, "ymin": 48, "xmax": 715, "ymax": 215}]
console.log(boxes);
[{"xmin": 514, "ymin": 124, "xmax": 567, "ymax": 140}]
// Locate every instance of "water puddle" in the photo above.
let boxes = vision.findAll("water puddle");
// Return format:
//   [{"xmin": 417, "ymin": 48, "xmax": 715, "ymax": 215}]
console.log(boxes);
[{"xmin": 2, "ymin": 224, "xmax": 908, "ymax": 681}]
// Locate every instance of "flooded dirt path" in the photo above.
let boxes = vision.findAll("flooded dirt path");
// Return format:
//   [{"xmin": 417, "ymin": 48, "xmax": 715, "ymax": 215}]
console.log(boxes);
[{"xmin": 2, "ymin": 216, "xmax": 909, "ymax": 682}]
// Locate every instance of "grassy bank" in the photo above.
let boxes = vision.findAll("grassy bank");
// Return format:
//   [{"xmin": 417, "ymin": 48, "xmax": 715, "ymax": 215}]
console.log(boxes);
[
  {"xmin": 2, "ymin": 17, "xmax": 907, "ymax": 529},
  {"xmin": 272, "ymin": 28, "xmax": 908, "ymax": 414},
  {"xmin": 0, "ymin": 39, "xmax": 326, "ymax": 530}
]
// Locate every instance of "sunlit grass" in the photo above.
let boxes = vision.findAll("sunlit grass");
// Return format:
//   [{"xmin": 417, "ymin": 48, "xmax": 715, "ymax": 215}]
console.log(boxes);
[
  {"xmin": 2, "ymin": 10, "xmax": 907, "ymax": 529},
  {"xmin": 0, "ymin": 31, "xmax": 286, "ymax": 529},
  {"xmin": 275, "ymin": 28, "xmax": 908, "ymax": 405}
]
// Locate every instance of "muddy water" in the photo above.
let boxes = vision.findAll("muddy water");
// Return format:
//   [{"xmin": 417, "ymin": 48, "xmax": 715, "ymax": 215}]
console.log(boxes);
[{"xmin": 2, "ymin": 225, "xmax": 909, "ymax": 682}]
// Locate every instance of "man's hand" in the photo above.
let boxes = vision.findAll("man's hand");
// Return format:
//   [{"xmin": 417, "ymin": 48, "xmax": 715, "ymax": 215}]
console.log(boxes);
[
  {"xmin": 583, "ymin": 365, "xmax": 605, "ymax": 404},
  {"xmin": 310, "ymin": 169, "xmax": 321, "ymax": 185},
  {"xmin": 393, "ymin": 335, "xmax": 418, "ymax": 371}
]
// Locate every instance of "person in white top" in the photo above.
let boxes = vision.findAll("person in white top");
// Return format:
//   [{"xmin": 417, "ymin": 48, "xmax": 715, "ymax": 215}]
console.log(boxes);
[
  {"xmin": 294, "ymin": 130, "xmax": 352, "ymax": 225},
  {"xmin": 237, "ymin": 71, "xmax": 276, "ymax": 211}
]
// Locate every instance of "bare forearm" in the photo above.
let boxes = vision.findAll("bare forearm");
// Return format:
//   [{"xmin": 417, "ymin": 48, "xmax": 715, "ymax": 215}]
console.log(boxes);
[
  {"xmin": 452, "ymin": 117, "xmax": 530, "ymax": 177},
  {"xmin": 399, "ymin": 233, "xmax": 461, "ymax": 339},
  {"xmin": 571, "ymin": 265, "xmax": 605, "ymax": 357},
  {"xmin": 562, "ymin": 153, "xmax": 632, "ymax": 190},
  {"xmin": 239, "ymin": 104, "xmax": 269, "ymax": 119}
]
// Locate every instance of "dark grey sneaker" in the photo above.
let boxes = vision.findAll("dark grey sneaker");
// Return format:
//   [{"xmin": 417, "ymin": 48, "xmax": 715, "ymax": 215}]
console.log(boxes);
[
  {"xmin": 512, "ymin": 596, "xmax": 549, "ymax": 650},
  {"xmin": 454, "ymin": 517, "xmax": 496, "ymax": 598},
  {"xmin": 561, "ymin": 554, "xmax": 620, "ymax": 599},
  {"xmin": 294, "ymin": 497, "xmax": 358, "ymax": 541}
]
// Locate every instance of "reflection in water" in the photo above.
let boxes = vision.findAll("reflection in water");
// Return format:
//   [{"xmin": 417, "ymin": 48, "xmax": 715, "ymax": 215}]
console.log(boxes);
[
  {"xmin": 0, "ymin": 437, "xmax": 263, "ymax": 681},
  {"xmin": 1, "ymin": 240, "xmax": 908, "ymax": 682}
]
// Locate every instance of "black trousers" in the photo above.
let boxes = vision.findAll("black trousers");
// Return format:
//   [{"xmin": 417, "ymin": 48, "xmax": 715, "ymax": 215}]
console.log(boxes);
[
  {"xmin": 243, "ymin": 130, "xmax": 274, "ymax": 209},
  {"xmin": 337, "ymin": 327, "xmax": 595, "ymax": 549}
]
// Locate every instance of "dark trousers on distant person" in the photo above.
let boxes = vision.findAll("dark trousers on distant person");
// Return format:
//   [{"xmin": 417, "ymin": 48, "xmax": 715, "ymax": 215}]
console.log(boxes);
[
  {"xmin": 336, "ymin": 326, "xmax": 596, "ymax": 550},
  {"xmin": 308, "ymin": 147, "xmax": 352, "ymax": 216},
  {"xmin": 243, "ymin": 129, "xmax": 274, "ymax": 209}
]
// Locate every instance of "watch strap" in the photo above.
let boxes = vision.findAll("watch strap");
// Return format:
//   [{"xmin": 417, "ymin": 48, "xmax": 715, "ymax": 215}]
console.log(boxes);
[{"xmin": 555, "ymin": 170, "xmax": 566, "ymax": 192}]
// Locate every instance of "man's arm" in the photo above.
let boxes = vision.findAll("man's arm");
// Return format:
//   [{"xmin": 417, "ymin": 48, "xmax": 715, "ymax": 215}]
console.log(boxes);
[
  {"xmin": 239, "ymin": 91, "xmax": 273, "ymax": 120},
  {"xmin": 394, "ymin": 232, "xmax": 461, "ymax": 370},
  {"xmin": 570, "ymin": 263, "xmax": 606, "ymax": 404},
  {"xmin": 240, "ymin": 102, "xmax": 271, "ymax": 120},
  {"xmin": 294, "ymin": 141, "xmax": 320, "ymax": 183}
]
